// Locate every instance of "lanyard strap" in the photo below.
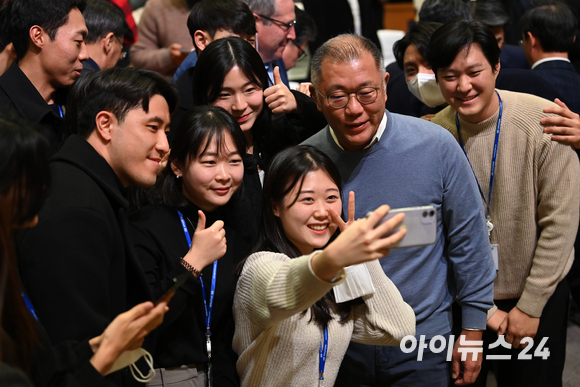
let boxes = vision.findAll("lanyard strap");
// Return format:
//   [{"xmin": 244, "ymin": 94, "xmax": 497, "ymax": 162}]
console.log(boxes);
[
  {"xmin": 177, "ymin": 210, "xmax": 218, "ymax": 352},
  {"xmin": 21, "ymin": 291, "xmax": 38, "ymax": 320},
  {"xmin": 319, "ymin": 325, "xmax": 328, "ymax": 386},
  {"xmin": 455, "ymin": 91, "xmax": 503, "ymax": 218},
  {"xmin": 57, "ymin": 105, "xmax": 63, "ymax": 118}
]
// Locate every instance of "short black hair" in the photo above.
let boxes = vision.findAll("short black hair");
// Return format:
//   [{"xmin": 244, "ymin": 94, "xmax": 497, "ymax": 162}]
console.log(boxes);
[
  {"xmin": 427, "ymin": 19, "xmax": 500, "ymax": 77},
  {"xmin": 82, "ymin": 0, "xmax": 127, "ymax": 44},
  {"xmin": 294, "ymin": 6, "xmax": 316, "ymax": 46},
  {"xmin": 65, "ymin": 67, "xmax": 179, "ymax": 138},
  {"xmin": 393, "ymin": 21, "xmax": 441, "ymax": 70},
  {"xmin": 187, "ymin": 0, "xmax": 256, "ymax": 51},
  {"xmin": 419, "ymin": 0, "xmax": 472, "ymax": 24},
  {"xmin": 520, "ymin": 2, "xmax": 577, "ymax": 52},
  {"xmin": 473, "ymin": 0, "xmax": 510, "ymax": 28},
  {"xmin": 6, "ymin": 0, "xmax": 86, "ymax": 60}
]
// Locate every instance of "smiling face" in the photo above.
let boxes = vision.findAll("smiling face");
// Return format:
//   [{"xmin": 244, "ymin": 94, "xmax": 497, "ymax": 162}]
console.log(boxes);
[
  {"xmin": 107, "ymin": 94, "xmax": 171, "ymax": 188},
  {"xmin": 40, "ymin": 7, "xmax": 88, "ymax": 88},
  {"xmin": 272, "ymin": 169, "xmax": 342, "ymax": 256},
  {"xmin": 173, "ymin": 131, "xmax": 244, "ymax": 212},
  {"xmin": 314, "ymin": 51, "xmax": 388, "ymax": 151},
  {"xmin": 255, "ymin": 0, "xmax": 296, "ymax": 63},
  {"xmin": 212, "ymin": 66, "xmax": 264, "ymax": 137},
  {"xmin": 437, "ymin": 43, "xmax": 500, "ymax": 124}
]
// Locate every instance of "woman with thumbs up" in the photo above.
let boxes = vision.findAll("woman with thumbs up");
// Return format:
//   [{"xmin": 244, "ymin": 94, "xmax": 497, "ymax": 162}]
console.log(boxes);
[{"xmin": 129, "ymin": 105, "xmax": 252, "ymax": 387}]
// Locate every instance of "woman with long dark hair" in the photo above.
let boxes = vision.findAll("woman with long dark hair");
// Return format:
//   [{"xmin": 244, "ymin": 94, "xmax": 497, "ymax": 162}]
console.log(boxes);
[
  {"xmin": 192, "ymin": 37, "xmax": 324, "ymax": 244},
  {"xmin": 0, "ymin": 112, "xmax": 169, "ymax": 386},
  {"xmin": 129, "ymin": 105, "xmax": 252, "ymax": 387},
  {"xmin": 233, "ymin": 146, "xmax": 415, "ymax": 387}
]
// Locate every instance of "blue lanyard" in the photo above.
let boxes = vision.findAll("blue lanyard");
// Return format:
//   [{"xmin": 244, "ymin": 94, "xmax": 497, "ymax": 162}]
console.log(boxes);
[
  {"xmin": 455, "ymin": 91, "xmax": 503, "ymax": 220},
  {"xmin": 57, "ymin": 105, "xmax": 63, "ymax": 118},
  {"xmin": 21, "ymin": 291, "xmax": 38, "ymax": 320},
  {"xmin": 319, "ymin": 325, "xmax": 328, "ymax": 386},
  {"xmin": 177, "ymin": 210, "xmax": 218, "ymax": 357}
]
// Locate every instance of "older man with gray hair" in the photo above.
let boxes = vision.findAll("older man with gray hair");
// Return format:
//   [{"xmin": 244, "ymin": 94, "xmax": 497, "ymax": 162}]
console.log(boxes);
[{"xmin": 303, "ymin": 34, "xmax": 495, "ymax": 386}]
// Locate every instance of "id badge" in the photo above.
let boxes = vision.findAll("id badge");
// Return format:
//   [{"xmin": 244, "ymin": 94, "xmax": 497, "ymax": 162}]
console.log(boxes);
[{"xmin": 491, "ymin": 244, "xmax": 499, "ymax": 272}]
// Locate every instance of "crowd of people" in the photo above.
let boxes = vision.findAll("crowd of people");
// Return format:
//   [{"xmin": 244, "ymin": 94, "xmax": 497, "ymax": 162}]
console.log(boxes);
[{"xmin": 1, "ymin": 0, "xmax": 580, "ymax": 386}]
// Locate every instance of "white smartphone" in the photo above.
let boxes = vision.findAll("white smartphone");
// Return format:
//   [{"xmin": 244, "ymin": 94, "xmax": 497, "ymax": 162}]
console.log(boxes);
[{"xmin": 366, "ymin": 205, "xmax": 437, "ymax": 248}]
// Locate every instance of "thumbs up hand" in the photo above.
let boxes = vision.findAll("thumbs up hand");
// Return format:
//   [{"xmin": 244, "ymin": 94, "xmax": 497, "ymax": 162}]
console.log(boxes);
[
  {"xmin": 181, "ymin": 210, "xmax": 227, "ymax": 273},
  {"xmin": 264, "ymin": 66, "xmax": 299, "ymax": 114}
]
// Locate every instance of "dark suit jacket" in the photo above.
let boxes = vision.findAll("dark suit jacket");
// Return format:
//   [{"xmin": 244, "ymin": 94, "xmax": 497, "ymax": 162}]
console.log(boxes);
[
  {"xmin": 533, "ymin": 59, "xmax": 580, "ymax": 114},
  {"xmin": 17, "ymin": 135, "xmax": 152, "ymax": 355},
  {"xmin": 302, "ymin": 0, "xmax": 383, "ymax": 54},
  {"xmin": 500, "ymin": 44, "xmax": 530, "ymax": 69}
]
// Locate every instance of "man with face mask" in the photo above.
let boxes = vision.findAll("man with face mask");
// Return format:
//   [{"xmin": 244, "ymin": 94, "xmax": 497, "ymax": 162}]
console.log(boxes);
[
  {"xmin": 390, "ymin": 20, "xmax": 565, "ymax": 120},
  {"xmin": 392, "ymin": 22, "xmax": 447, "ymax": 120}
]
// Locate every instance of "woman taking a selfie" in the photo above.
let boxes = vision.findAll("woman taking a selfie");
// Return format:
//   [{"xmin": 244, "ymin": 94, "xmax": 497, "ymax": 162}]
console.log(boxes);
[{"xmin": 233, "ymin": 146, "xmax": 415, "ymax": 387}]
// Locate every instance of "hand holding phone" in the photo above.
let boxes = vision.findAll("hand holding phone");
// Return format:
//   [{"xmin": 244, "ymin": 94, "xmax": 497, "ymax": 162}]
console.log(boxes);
[
  {"xmin": 155, "ymin": 271, "xmax": 190, "ymax": 305},
  {"xmin": 367, "ymin": 205, "xmax": 437, "ymax": 248}
]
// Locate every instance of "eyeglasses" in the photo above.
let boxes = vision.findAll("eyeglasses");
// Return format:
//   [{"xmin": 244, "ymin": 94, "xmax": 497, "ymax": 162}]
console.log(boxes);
[
  {"xmin": 291, "ymin": 40, "xmax": 307, "ymax": 61},
  {"xmin": 316, "ymin": 86, "xmax": 381, "ymax": 109},
  {"xmin": 257, "ymin": 14, "xmax": 296, "ymax": 32},
  {"xmin": 114, "ymin": 35, "xmax": 127, "ymax": 60}
]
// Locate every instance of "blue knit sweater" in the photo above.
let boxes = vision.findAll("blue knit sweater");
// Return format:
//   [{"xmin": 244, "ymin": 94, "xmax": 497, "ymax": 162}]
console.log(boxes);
[{"xmin": 303, "ymin": 110, "xmax": 495, "ymax": 337}]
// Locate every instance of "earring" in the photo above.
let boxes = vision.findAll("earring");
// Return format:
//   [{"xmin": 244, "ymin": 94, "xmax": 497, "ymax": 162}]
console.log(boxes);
[{"xmin": 176, "ymin": 174, "xmax": 181, "ymax": 179}]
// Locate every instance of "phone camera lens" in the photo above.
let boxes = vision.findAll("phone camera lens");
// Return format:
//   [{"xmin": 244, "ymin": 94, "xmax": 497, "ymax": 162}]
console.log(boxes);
[
  {"xmin": 423, "ymin": 211, "xmax": 428, "ymax": 217},
  {"xmin": 429, "ymin": 210, "xmax": 435, "ymax": 217}
]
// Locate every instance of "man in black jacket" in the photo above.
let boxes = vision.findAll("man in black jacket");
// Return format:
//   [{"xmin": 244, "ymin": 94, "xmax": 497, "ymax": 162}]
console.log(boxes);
[
  {"xmin": 0, "ymin": 0, "xmax": 88, "ymax": 153},
  {"xmin": 17, "ymin": 67, "xmax": 179, "ymax": 386}
]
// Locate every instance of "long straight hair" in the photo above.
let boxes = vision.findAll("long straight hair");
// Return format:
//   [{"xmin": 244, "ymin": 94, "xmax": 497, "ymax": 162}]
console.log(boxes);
[
  {"xmin": 249, "ymin": 145, "xmax": 352, "ymax": 328},
  {"xmin": 0, "ymin": 113, "xmax": 48, "ymax": 370}
]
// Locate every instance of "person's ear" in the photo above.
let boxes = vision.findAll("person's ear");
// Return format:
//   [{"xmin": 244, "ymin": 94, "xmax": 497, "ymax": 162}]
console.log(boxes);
[
  {"xmin": 102, "ymin": 32, "xmax": 115, "ymax": 54},
  {"xmin": 170, "ymin": 160, "xmax": 183, "ymax": 178},
  {"xmin": 384, "ymin": 72, "xmax": 390, "ymax": 100},
  {"xmin": 94, "ymin": 111, "xmax": 116, "ymax": 142},
  {"xmin": 311, "ymin": 84, "xmax": 322, "ymax": 111},
  {"xmin": 29, "ymin": 25, "xmax": 45, "ymax": 49},
  {"xmin": 193, "ymin": 30, "xmax": 212, "ymax": 51},
  {"xmin": 494, "ymin": 60, "xmax": 501, "ymax": 79},
  {"xmin": 253, "ymin": 13, "xmax": 264, "ymax": 31},
  {"xmin": 527, "ymin": 31, "xmax": 539, "ymax": 48},
  {"xmin": 272, "ymin": 200, "xmax": 280, "ymax": 217}
]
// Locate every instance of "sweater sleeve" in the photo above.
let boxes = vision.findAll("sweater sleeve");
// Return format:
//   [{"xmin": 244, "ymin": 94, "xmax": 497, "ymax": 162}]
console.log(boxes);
[
  {"xmin": 438, "ymin": 127, "xmax": 496, "ymax": 329},
  {"xmin": 517, "ymin": 137, "xmax": 580, "ymax": 316},
  {"xmin": 129, "ymin": 0, "xmax": 175, "ymax": 75},
  {"xmin": 350, "ymin": 259, "xmax": 415, "ymax": 346},
  {"xmin": 236, "ymin": 252, "xmax": 341, "ymax": 329}
]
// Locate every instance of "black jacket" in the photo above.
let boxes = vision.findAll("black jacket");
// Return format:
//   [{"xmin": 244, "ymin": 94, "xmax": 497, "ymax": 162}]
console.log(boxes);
[
  {"xmin": 0, "ymin": 62, "xmax": 67, "ymax": 153},
  {"xmin": 129, "ymin": 201, "xmax": 250, "ymax": 386},
  {"xmin": 17, "ymin": 135, "xmax": 152, "ymax": 386}
]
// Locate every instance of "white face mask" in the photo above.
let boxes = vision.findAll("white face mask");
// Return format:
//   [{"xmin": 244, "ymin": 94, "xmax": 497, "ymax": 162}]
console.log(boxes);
[{"xmin": 406, "ymin": 73, "xmax": 447, "ymax": 108}]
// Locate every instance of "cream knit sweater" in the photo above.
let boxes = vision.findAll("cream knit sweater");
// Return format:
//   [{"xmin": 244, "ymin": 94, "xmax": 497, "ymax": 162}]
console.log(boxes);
[
  {"xmin": 432, "ymin": 89, "xmax": 580, "ymax": 317},
  {"xmin": 233, "ymin": 252, "xmax": 415, "ymax": 387}
]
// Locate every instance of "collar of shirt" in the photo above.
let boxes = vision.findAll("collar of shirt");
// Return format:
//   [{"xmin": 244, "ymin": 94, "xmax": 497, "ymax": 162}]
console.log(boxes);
[
  {"xmin": 531, "ymin": 56, "xmax": 571, "ymax": 69},
  {"xmin": 329, "ymin": 112, "xmax": 388, "ymax": 150}
]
